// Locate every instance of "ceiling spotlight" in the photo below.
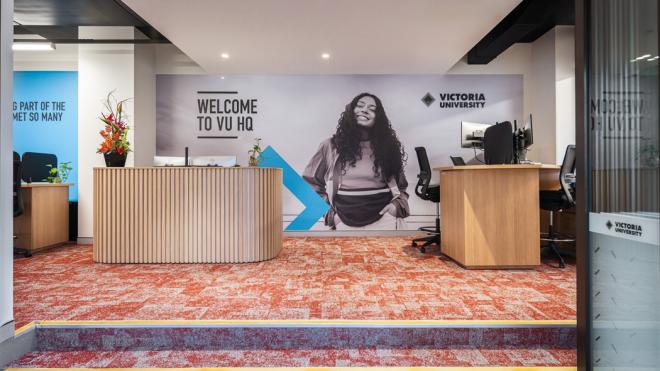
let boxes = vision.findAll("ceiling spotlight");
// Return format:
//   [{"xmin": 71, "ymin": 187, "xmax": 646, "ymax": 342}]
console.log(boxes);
[
  {"xmin": 220, "ymin": 53, "xmax": 230, "ymax": 59},
  {"xmin": 12, "ymin": 42, "xmax": 55, "ymax": 51},
  {"xmin": 321, "ymin": 53, "xmax": 331, "ymax": 59}
]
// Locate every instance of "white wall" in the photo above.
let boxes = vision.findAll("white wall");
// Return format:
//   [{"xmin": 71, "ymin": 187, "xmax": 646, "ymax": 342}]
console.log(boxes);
[
  {"xmin": 0, "ymin": 0, "xmax": 15, "ymax": 342},
  {"xmin": 530, "ymin": 29, "xmax": 558, "ymax": 164},
  {"xmin": 76, "ymin": 28, "xmax": 162, "ymax": 239},
  {"xmin": 448, "ymin": 43, "xmax": 533, "ymax": 117},
  {"xmin": 78, "ymin": 27, "xmax": 135, "ymax": 240},
  {"xmin": 555, "ymin": 26, "xmax": 576, "ymax": 164}
]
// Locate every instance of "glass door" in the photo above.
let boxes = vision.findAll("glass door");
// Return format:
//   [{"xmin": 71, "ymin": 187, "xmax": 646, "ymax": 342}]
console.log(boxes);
[{"xmin": 587, "ymin": 0, "xmax": 659, "ymax": 369}]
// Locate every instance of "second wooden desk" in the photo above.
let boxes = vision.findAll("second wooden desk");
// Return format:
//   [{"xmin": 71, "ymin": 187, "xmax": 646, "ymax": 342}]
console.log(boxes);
[{"xmin": 436, "ymin": 165, "xmax": 543, "ymax": 269}]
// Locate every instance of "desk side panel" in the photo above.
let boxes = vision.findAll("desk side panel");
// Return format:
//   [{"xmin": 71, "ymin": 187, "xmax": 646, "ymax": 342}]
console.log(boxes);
[
  {"xmin": 27, "ymin": 186, "xmax": 69, "ymax": 250},
  {"xmin": 440, "ymin": 170, "xmax": 466, "ymax": 264},
  {"xmin": 463, "ymin": 169, "xmax": 540, "ymax": 267}
]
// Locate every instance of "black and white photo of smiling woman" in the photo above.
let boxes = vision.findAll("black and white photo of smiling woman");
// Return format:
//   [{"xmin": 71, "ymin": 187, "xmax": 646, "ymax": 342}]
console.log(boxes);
[{"xmin": 303, "ymin": 93, "xmax": 409, "ymax": 230}]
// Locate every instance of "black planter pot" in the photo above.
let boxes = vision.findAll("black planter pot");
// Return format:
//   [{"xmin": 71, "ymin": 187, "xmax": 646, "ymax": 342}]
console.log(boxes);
[{"xmin": 103, "ymin": 152, "xmax": 127, "ymax": 167}]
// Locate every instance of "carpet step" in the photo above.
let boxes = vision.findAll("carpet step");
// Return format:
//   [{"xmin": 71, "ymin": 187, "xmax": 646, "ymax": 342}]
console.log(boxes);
[
  {"xmin": 5, "ymin": 321, "xmax": 576, "ymax": 368},
  {"xmin": 9, "ymin": 349, "xmax": 577, "ymax": 368}
]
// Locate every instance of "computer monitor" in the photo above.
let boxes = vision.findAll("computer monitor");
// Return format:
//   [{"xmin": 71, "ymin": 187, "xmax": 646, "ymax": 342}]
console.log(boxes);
[
  {"xmin": 523, "ymin": 113, "xmax": 533, "ymax": 147},
  {"xmin": 461, "ymin": 121, "xmax": 492, "ymax": 148},
  {"xmin": 513, "ymin": 114, "xmax": 534, "ymax": 163}
]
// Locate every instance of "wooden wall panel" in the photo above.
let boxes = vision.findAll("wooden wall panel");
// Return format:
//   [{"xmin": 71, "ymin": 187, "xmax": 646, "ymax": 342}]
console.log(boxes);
[{"xmin": 93, "ymin": 167, "xmax": 283, "ymax": 263}]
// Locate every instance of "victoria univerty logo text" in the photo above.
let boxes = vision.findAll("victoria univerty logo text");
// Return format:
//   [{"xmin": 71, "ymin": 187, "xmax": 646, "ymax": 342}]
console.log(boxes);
[
  {"xmin": 610, "ymin": 220, "xmax": 643, "ymax": 237},
  {"xmin": 438, "ymin": 93, "xmax": 486, "ymax": 108},
  {"xmin": 421, "ymin": 92, "xmax": 486, "ymax": 108}
]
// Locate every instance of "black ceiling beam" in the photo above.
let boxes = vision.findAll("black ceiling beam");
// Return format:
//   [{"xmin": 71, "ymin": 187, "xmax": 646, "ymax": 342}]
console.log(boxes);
[
  {"xmin": 14, "ymin": 38, "xmax": 170, "ymax": 44},
  {"xmin": 13, "ymin": 0, "xmax": 169, "ymax": 43},
  {"xmin": 467, "ymin": 0, "xmax": 575, "ymax": 65},
  {"xmin": 14, "ymin": 25, "xmax": 78, "ymax": 39}
]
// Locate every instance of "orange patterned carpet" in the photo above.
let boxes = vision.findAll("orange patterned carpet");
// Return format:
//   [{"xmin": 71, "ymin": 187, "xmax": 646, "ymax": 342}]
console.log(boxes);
[{"xmin": 13, "ymin": 237, "xmax": 576, "ymax": 328}]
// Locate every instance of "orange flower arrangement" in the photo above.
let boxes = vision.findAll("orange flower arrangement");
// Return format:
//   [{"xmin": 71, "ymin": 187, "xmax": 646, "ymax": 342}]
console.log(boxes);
[{"xmin": 97, "ymin": 91, "xmax": 131, "ymax": 155}]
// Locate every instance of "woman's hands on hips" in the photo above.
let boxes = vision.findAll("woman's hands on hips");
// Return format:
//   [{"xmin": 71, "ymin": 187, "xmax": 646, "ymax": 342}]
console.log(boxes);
[{"xmin": 379, "ymin": 203, "xmax": 397, "ymax": 217}]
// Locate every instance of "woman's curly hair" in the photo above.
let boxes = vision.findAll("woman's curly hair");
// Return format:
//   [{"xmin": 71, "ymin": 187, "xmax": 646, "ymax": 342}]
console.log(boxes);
[{"xmin": 331, "ymin": 93, "xmax": 406, "ymax": 181}]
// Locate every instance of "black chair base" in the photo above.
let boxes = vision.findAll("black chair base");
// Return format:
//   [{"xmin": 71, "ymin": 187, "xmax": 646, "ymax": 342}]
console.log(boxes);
[
  {"xmin": 412, "ymin": 217, "xmax": 441, "ymax": 253},
  {"xmin": 13, "ymin": 235, "xmax": 32, "ymax": 258},
  {"xmin": 412, "ymin": 232, "xmax": 440, "ymax": 253},
  {"xmin": 13, "ymin": 247, "xmax": 32, "ymax": 258},
  {"xmin": 541, "ymin": 243, "xmax": 565, "ymax": 268},
  {"xmin": 540, "ymin": 216, "xmax": 572, "ymax": 269}
]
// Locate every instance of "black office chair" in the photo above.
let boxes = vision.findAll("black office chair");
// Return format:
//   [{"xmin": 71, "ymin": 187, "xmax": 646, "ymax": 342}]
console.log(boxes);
[
  {"xmin": 540, "ymin": 145, "xmax": 576, "ymax": 268},
  {"xmin": 483, "ymin": 121, "xmax": 514, "ymax": 165},
  {"xmin": 411, "ymin": 147, "xmax": 441, "ymax": 253},
  {"xmin": 13, "ymin": 152, "xmax": 31, "ymax": 258},
  {"xmin": 21, "ymin": 151, "xmax": 57, "ymax": 183}
]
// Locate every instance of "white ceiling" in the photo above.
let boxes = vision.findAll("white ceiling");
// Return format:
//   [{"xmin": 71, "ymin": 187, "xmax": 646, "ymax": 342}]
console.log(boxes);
[{"xmin": 122, "ymin": 0, "xmax": 522, "ymax": 74}]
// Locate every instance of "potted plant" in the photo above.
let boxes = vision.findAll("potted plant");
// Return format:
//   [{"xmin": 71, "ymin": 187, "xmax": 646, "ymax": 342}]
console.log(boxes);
[
  {"xmin": 97, "ymin": 91, "xmax": 131, "ymax": 167},
  {"xmin": 44, "ymin": 161, "xmax": 73, "ymax": 183},
  {"xmin": 248, "ymin": 138, "xmax": 263, "ymax": 166}
]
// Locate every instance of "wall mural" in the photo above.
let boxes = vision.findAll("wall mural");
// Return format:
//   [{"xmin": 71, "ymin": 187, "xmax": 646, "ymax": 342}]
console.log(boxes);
[
  {"xmin": 156, "ymin": 75, "xmax": 523, "ymax": 231},
  {"xmin": 13, "ymin": 71, "xmax": 78, "ymax": 201}
]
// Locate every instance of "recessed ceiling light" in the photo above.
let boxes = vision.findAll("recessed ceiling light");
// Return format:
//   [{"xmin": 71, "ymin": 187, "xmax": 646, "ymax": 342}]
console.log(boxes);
[
  {"xmin": 12, "ymin": 42, "xmax": 55, "ymax": 51},
  {"xmin": 221, "ymin": 53, "xmax": 230, "ymax": 59},
  {"xmin": 321, "ymin": 53, "xmax": 331, "ymax": 59}
]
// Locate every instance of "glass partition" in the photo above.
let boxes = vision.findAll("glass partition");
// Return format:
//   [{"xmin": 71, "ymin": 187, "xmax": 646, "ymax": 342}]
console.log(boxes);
[{"xmin": 588, "ymin": 0, "xmax": 659, "ymax": 369}]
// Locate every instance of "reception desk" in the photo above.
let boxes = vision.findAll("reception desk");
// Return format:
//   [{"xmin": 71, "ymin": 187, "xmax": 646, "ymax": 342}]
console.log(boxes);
[{"xmin": 93, "ymin": 167, "xmax": 282, "ymax": 263}]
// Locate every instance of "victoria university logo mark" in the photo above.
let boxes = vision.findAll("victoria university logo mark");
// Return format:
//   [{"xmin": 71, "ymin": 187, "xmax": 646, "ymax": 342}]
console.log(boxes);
[{"xmin": 421, "ymin": 93, "xmax": 436, "ymax": 107}]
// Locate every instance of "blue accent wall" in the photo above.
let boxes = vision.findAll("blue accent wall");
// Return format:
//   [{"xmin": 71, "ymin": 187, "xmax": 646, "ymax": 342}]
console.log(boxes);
[
  {"xmin": 258, "ymin": 146, "xmax": 330, "ymax": 231},
  {"xmin": 13, "ymin": 71, "xmax": 78, "ymax": 201}
]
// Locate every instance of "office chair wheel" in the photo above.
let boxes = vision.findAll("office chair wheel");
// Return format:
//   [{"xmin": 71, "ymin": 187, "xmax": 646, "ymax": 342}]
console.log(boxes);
[
  {"xmin": 412, "ymin": 241, "xmax": 417, "ymax": 247},
  {"xmin": 420, "ymin": 246, "xmax": 426, "ymax": 253}
]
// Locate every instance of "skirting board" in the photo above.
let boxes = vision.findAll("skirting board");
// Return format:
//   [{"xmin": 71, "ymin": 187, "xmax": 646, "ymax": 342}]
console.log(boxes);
[
  {"xmin": 0, "ymin": 321, "xmax": 13, "ymax": 344},
  {"xmin": 79, "ymin": 231, "xmax": 428, "ymax": 243},
  {"xmin": 285, "ymin": 230, "xmax": 428, "ymax": 237},
  {"xmin": 77, "ymin": 237, "xmax": 93, "ymax": 245}
]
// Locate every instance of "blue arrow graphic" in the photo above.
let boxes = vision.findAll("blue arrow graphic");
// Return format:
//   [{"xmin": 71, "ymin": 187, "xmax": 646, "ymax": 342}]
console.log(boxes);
[{"xmin": 258, "ymin": 146, "xmax": 330, "ymax": 231}]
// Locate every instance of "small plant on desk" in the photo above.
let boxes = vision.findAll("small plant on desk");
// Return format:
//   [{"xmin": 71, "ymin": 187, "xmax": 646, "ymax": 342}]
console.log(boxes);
[
  {"xmin": 44, "ymin": 161, "xmax": 73, "ymax": 183},
  {"xmin": 248, "ymin": 138, "xmax": 263, "ymax": 166}
]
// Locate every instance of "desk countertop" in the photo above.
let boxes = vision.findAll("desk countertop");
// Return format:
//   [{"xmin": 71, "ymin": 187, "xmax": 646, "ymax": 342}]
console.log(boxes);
[
  {"xmin": 20, "ymin": 182, "xmax": 73, "ymax": 188},
  {"xmin": 93, "ymin": 166, "xmax": 280, "ymax": 170},
  {"xmin": 434, "ymin": 164, "xmax": 559, "ymax": 171}
]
